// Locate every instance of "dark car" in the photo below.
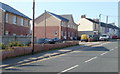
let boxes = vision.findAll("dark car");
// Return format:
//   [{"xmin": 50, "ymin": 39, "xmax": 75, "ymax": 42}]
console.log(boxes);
[
  {"xmin": 52, "ymin": 38, "xmax": 62, "ymax": 43},
  {"xmin": 37, "ymin": 38, "xmax": 54, "ymax": 44},
  {"xmin": 88, "ymin": 34, "xmax": 100, "ymax": 42}
]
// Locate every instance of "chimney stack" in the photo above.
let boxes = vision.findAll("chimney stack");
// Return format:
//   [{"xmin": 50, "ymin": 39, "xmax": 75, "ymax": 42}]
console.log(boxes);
[{"xmin": 81, "ymin": 15, "xmax": 86, "ymax": 18}]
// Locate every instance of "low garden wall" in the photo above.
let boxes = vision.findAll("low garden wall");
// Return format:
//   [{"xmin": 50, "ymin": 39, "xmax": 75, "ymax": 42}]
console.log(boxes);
[{"xmin": 1, "ymin": 41, "xmax": 79, "ymax": 60}]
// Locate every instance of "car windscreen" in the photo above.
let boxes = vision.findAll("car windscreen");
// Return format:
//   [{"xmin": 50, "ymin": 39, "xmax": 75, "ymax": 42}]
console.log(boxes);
[{"xmin": 102, "ymin": 35, "xmax": 107, "ymax": 37}]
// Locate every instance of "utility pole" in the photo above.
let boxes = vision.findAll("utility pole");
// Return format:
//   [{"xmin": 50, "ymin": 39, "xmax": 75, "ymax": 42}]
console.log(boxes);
[
  {"xmin": 106, "ymin": 16, "xmax": 108, "ymax": 24},
  {"xmin": 32, "ymin": 0, "xmax": 35, "ymax": 55},
  {"xmin": 44, "ymin": 10, "xmax": 46, "ymax": 38},
  {"xmin": 99, "ymin": 14, "xmax": 101, "ymax": 34},
  {"xmin": 106, "ymin": 16, "xmax": 108, "ymax": 33}
]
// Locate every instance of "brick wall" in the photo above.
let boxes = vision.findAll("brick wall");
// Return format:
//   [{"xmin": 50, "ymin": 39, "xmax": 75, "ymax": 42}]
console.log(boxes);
[
  {"xmin": 4, "ymin": 23, "xmax": 30, "ymax": 35},
  {"xmin": 1, "ymin": 41, "xmax": 79, "ymax": 60},
  {"xmin": 61, "ymin": 26, "xmax": 78, "ymax": 40},
  {"xmin": 35, "ymin": 26, "xmax": 59, "ymax": 40}
]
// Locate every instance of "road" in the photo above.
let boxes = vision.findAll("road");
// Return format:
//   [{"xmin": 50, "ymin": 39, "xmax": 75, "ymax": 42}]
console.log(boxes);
[{"xmin": 2, "ymin": 40, "xmax": 118, "ymax": 73}]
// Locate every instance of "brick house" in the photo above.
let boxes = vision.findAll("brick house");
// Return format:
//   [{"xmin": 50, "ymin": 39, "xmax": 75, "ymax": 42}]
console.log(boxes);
[
  {"xmin": 60, "ymin": 15, "xmax": 78, "ymax": 40},
  {"xmin": 35, "ymin": 11, "xmax": 78, "ymax": 40},
  {"xmin": 0, "ymin": 2, "xmax": 31, "ymax": 36}
]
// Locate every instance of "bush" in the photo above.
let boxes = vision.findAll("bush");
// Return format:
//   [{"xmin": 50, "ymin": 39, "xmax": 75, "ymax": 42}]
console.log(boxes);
[
  {"xmin": 0, "ymin": 43, "xmax": 6, "ymax": 49},
  {"xmin": 8, "ymin": 41, "xmax": 21, "ymax": 47},
  {"xmin": 8, "ymin": 42, "xmax": 13, "ymax": 47}
]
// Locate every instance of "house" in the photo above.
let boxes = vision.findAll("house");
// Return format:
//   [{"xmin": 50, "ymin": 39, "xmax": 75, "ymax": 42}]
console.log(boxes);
[
  {"xmin": 60, "ymin": 15, "xmax": 78, "ymax": 40},
  {"xmin": 77, "ymin": 15, "xmax": 120, "ymax": 38},
  {"xmin": 35, "ymin": 11, "xmax": 78, "ymax": 40},
  {"xmin": 0, "ymin": 2, "xmax": 31, "ymax": 44},
  {"xmin": 77, "ymin": 15, "xmax": 100, "ymax": 36},
  {"xmin": 0, "ymin": 2, "xmax": 31, "ymax": 36}
]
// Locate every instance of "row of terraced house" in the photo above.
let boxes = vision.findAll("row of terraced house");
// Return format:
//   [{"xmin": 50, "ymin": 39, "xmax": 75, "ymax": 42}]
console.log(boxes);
[{"xmin": 0, "ymin": 2, "xmax": 120, "ymax": 44}]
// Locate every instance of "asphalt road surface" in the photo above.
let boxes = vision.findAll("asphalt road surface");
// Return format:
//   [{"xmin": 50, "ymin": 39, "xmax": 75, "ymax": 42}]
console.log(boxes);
[{"xmin": 2, "ymin": 40, "xmax": 118, "ymax": 73}]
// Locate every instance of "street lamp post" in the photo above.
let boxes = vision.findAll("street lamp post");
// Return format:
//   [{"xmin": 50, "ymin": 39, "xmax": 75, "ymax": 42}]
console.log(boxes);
[
  {"xmin": 99, "ymin": 14, "xmax": 101, "ymax": 34},
  {"xmin": 32, "ymin": 0, "xmax": 35, "ymax": 55}
]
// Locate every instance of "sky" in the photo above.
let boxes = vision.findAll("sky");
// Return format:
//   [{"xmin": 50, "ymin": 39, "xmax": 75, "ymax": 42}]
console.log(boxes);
[{"xmin": 0, "ymin": 0, "xmax": 119, "ymax": 26}]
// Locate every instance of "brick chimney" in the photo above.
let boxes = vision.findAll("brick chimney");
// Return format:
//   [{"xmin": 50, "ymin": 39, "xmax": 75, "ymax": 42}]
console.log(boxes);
[{"xmin": 81, "ymin": 15, "xmax": 86, "ymax": 18}]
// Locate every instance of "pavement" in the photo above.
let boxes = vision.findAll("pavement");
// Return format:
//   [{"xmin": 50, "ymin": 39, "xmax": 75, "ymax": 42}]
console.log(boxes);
[{"xmin": 1, "ymin": 41, "xmax": 104, "ymax": 69}]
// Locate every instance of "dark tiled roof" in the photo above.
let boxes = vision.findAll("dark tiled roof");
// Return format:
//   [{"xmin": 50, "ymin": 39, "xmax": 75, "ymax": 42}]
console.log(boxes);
[
  {"xmin": 0, "ymin": 2, "xmax": 31, "ymax": 19},
  {"xmin": 86, "ymin": 18, "xmax": 120, "ymax": 30},
  {"xmin": 47, "ymin": 11, "xmax": 69, "ymax": 22}
]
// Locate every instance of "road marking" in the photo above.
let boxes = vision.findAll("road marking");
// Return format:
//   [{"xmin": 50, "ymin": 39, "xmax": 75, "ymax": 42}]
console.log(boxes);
[
  {"xmin": 60, "ymin": 65, "xmax": 79, "ymax": 73},
  {"xmin": 100, "ymin": 52, "xmax": 108, "ymax": 56},
  {"xmin": 4, "ymin": 66, "xmax": 16, "ymax": 70},
  {"xmin": 85, "ymin": 56, "xmax": 97, "ymax": 63},
  {"xmin": 111, "ymin": 49, "xmax": 114, "ymax": 51},
  {"xmin": 0, "ymin": 65, "xmax": 9, "ymax": 68}
]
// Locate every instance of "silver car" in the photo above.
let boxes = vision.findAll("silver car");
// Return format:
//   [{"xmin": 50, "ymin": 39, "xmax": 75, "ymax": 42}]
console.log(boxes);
[{"xmin": 99, "ymin": 34, "xmax": 109, "ymax": 41}]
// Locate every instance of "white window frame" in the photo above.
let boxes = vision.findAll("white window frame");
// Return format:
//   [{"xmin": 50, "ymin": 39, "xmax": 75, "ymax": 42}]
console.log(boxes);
[
  {"xmin": 61, "ymin": 31, "xmax": 64, "ymax": 36},
  {"xmin": 6, "ymin": 13, "xmax": 9, "ymax": 23},
  {"xmin": 68, "ymin": 32, "xmax": 70, "ymax": 37},
  {"xmin": 21, "ymin": 18, "xmax": 24, "ymax": 26},
  {"xmin": 13, "ymin": 16, "xmax": 17, "ymax": 24},
  {"xmin": 54, "ymin": 31, "xmax": 58, "ymax": 36},
  {"xmin": 5, "ymin": 31, "xmax": 9, "ymax": 35}
]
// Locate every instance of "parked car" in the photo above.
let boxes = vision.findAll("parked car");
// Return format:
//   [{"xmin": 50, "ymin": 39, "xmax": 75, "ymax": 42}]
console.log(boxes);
[
  {"xmin": 52, "ymin": 38, "xmax": 62, "ymax": 43},
  {"xmin": 81, "ymin": 34, "xmax": 89, "ymax": 42},
  {"xmin": 99, "ymin": 34, "xmax": 109, "ymax": 41},
  {"xmin": 112, "ymin": 35, "xmax": 119, "ymax": 39},
  {"xmin": 88, "ymin": 35, "xmax": 95, "ymax": 42},
  {"xmin": 37, "ymin": 38, "xmax": 54, "ymax": 44}
]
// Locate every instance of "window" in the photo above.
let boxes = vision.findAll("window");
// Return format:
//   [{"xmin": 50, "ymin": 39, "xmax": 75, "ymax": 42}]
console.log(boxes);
[
  {"xmin": 5, "ymin": 31, "xmax": 9, "ymax": 35},
  {"xmin": 72, "ymin": 32, "xmax": 74, "ymax": 37},
  {"xmin": 28, "ymin": 20, "xmax": 30, "ymax": 26},
  {"xmin": 68, "ymin": 32, "xmax": 70, "ymax": 37},
  {"xmin": 21, "ymin": 18, "xmax": 24, "ymax": 26},
  {"xmin": 54, "ymin": 31, "xmax": 58, "ymax": 36},
  {"xmin": 61, "ymin": 31, "xmax": 64, "ymax": 36},
  {"xmin": 13, "ymin": 16, "xmax": 17, "ymax": 24},
  {"xmin": 61, "ymin": 21, "xmax": 64, "ymax": 26},
  {"xmin": 65, "ymin": 31, "xmax": 67, "ymax": 36},
  {"xmin": 6, "ymin": 13, "xmax": 9, "ymax": 23},
  {"xmin": 13, "ymin": 33, "xmax": 16, "ymax": 36},
  {"xmin": 68, "ymin": 24, "xmax": 70, "ymax": 27},
  {"xmin": 94, "ymin": 23, "xmax": 97, "ymax": 30}
]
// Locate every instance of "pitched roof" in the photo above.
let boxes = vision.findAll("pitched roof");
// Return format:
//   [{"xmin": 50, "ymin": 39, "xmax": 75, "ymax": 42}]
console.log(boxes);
[
  {"xmin": 60, "ymin": 15, "xmax": 77, "ymax": 25},
  {"xmin": 86, "ymin": 18, "xmax": 120, "ymax": 30},
  {"xmin": 47, "ymin": 11, "xmax": 69, "ymax": 22},
  {"xmin": 0, "ymin": 2, "xmax": 31, "ymax": 19}
]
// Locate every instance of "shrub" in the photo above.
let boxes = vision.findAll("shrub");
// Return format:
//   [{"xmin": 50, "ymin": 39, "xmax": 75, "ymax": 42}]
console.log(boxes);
[
  {"xmin": 8, "ymin": 41, "xmax": 21, "ymax": 47},
  {"xmin": 0, "ymin": 43, "xmax": 6, "ymax": 49},
  {"xmin": 8, "ymin": 42, "xmax": 13, "ymax": 47}
]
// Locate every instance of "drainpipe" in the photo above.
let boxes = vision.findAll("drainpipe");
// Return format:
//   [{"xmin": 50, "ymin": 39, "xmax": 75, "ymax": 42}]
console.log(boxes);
[
  {"xmin": 59, "ymin": 21, "xmax": 62, "ymax": 39},
  {"xmin": 3, "ymin": 10, "xmax": 5, "ymax": 36}
]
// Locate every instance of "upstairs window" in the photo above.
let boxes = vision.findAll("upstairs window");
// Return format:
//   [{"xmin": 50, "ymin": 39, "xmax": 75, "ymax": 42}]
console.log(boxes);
[
  {"xmin": 21, "ymin": 18, "xmax": 24, "ymax": 26},
  {"xmin": 61, "ymin": 21, "xmax": 64, "ymax": 26},
  {"xmin": 5, "ymin": 13, "xmax": 9, "ymax": 23},
  {"xmin": 13, "ymin": 16, "xmax": 17, "ymax": 24}
]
